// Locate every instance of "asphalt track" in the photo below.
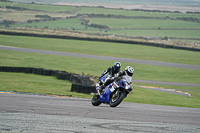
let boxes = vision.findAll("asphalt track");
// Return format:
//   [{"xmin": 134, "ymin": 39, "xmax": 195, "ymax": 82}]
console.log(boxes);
[
  {"xmin": 0, "ymin": 93, "xmax": 200, "ymax": 133},
  {"xmin": 1, "ymin": 45, "xmax": 200, "ymax": 88},
  {"xmin": 1, "ymin": 45, "xmax": 200, "ymax": 70}
]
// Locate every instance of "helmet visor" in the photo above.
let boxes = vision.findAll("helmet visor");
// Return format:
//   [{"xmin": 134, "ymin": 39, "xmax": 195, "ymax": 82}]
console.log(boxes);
[
  {"xmin": 127, "ymin": 71, "xmax": 133, "ymax": 77},
  {"xmin": 114, "ymin": 63, "xmax": 121, "ymax": 70}
]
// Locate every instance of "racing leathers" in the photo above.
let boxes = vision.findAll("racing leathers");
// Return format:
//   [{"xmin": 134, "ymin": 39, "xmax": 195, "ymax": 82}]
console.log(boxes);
[
  {"xmin": 97, "ymin": 69, "xmax": 126, "ymax": 92},
  {"xmin": 96, "ymin": 66, "xmax": 121, "ymax": 91}
]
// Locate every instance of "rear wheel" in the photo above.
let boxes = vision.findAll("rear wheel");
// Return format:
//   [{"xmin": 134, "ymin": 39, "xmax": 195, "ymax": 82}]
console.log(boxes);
[
  {"xmin": 109, "ymin": 91, "xmax": 126, "ymax": 107},
  {"xmin": 91, "ymin": 94, "xmax": 101, "ymax": 106}
]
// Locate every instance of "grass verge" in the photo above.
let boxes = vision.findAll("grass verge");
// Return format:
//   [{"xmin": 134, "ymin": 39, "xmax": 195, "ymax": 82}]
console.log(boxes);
[
  {"xmin": 0, "ymin": 34, "xmax": 199, "ymax": 108},
  {"xmin": 1, "ymin": 49, "xmax": 200, "ymax": 84},
  {"xmin": 0, "ymin": 72, "xmax": 91, "ymax": 98},
  {"xmin": 1, "ymin": 34, "xmax": 200, "ymax": 65},
  {"xmin": 0, "ymin": 72, "xmax": 199, "ymax": 108}
]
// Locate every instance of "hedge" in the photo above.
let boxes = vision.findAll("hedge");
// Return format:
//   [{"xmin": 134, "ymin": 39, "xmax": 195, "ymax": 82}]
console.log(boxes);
[{"xmin": 0, "ymin": 31, "xmax": 199, "ymax": 52}]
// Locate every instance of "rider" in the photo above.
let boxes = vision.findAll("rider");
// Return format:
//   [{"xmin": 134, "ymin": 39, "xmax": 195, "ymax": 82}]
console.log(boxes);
[
  {"xmin": 96, "ymin": 62, "xmax": 121, "ymax": 91},
  {"xmin": 117, "ymin": 66, "xmax": 134, "ymax": 77},
  {"xmin": 97, "ymin": 65, "xmax": 134, "ymax": 92}
]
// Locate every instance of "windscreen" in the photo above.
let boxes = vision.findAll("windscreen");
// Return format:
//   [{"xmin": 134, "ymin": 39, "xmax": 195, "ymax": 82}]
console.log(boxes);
[{"xmin": 122, "ymin": 75, "xmax": 132, "ymax": 84}]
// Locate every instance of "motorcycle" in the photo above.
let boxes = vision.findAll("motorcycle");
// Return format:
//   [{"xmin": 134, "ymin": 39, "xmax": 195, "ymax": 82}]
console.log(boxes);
[{"xmin": 91, "ymin": 74, "xmax": 133, "ymax": 107}]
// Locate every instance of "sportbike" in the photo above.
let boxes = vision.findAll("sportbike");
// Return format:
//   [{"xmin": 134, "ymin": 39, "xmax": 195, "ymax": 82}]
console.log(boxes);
[{"xmin": 91, "ymin": 74, "xmax": 133, "ymax": 107}]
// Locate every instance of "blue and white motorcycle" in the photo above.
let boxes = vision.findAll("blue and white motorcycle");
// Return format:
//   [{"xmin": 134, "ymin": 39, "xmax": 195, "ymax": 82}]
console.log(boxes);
[{"xmin": 91, "ymin": 74, "xmax": 133, "ymax": 107}]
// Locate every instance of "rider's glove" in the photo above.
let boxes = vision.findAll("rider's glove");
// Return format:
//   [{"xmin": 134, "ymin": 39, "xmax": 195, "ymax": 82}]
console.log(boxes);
[
  {"xmin": 114, "ymin": 73, "xmax": 119, "ymax": 78},
  {"xmin": 111, "ymin": 77, "xmax": 115, "ymax": 80}
]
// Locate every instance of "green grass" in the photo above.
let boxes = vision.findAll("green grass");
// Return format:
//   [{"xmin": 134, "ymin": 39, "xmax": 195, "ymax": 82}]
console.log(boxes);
[
  {"xmin": 1, "ymin": 34, "xmax": 200, "ymax": 65},
  {"xmin": 107, "ymin": 29, "xmax": 200, "ymax": 39},
  {"xmin": 1, "ymin": 1, "xmax": 200, "ymax": 42},
  {"xmin": 77, "ymin": 7, "xmax": 200, "ymax": 19},
  {"xmin": 1, "ymin": 35, "xmax": 200, "ymax": 84},
  {"xmin": 124, "ymin": 87, "xmax": 200, "ymax": 108},
  {"xmin": 132, "ymin": 82, "xmax": 200, "ymax": 106},
  {"xmin": 0, "ymin": 1, "xmax": 13, "ymax": 7},
  {"xmin": 0, "ymin": 72, "xmax": 199, "ymax": 108},
  {"xmin": 0, "ymin": 49, "xmax": 200, "ymax": 84},
  {"xmin": 0, "ymin": 9, "xmax": 72, "ymax": 22},
  {"xmin": 2, "ymin": 1, "xmax": 200, "ymax": 19},
  {"xmin": 1, "ymin": 0, "xmax": 200, "ymax": 108},
  {"xmin": 0, "ymin": 34, "xmax": 200, "ymax": 108},
  {"xmin": 0, "ymin": 1, "xmax": 77, "ymax": 12},
  {"xmin": 87, "ymin": 18, "xmax": 200, "ymax": 29},
  {"xmin": 8, "ymin": 18, "xmax": 200, "ymax": 39},
  {"xmin": 0, "ymin": 72, "xmax": 91, "ymax": 98}
]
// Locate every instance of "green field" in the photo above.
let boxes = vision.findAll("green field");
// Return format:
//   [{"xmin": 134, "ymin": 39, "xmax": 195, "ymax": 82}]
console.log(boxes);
[
  {"xmin": 11, "ymin": 17, "xmax": 200, "ymax": 30},
  {"xmin": 0, "ymin": 1, "xmax": 200, "ymax": 108},
  {"xmin": 77, "ymin": 7, "xmax": 200, "ymax": 19},
  {"xmin": 1, "ymin": 35, "xmax": 200, "ymax": 65},
  {"xmin": 1, "ymin": 1, "xmax": 200, "ymax": 43},
  {"xmin": 7, "ymin": 18, "xmax": 200, "ymax": 39},
  {"xmin": 0, "ymin": 72, "xmax": 199, "ymax": 108},
  {"xmin": 0, "ymin": 1, "xmax": 76, "ymax": 12},
  {"xmin": 87, "ymin": 18, "xmax": 200, "ymax": 29},
  {"xmin": 0, "ymin": 72, "xmax": 89, "ymax": 98},
  {"xmin": 0, "ymin": 34, "xmax": 200, "ymax": 108},
  {"xmin": 1, "ymin": 49, "xmax": 200, "ymax": 84}
]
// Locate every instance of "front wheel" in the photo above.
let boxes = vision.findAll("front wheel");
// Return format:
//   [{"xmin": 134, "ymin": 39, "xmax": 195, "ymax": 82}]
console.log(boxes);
[
  {"xmin": 91, "ymin": 94, "xmax": 101, "ymax": 106},
  {"xmin": 109, "ymin": 91, "xmax": 126, "ymax": 107}
]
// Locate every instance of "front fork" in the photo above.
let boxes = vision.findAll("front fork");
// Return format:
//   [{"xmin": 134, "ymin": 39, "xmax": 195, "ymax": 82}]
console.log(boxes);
[{"xmin": 97, "ymin": 90, "xmax": 101, "ymax": 95}]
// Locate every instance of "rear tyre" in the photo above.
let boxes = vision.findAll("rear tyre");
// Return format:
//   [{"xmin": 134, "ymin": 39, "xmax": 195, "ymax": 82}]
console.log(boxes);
[
  {"xmin": 91, "ymin": 94, "xmax": 101, "ymax": 106},
  {"xmin": 109, "ymin": 91, "xmax": 126, "ymax": 107}
]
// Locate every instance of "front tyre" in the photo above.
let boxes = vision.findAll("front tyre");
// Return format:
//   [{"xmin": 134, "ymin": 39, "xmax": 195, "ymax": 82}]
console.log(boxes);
[
  {"xmin": 109, "ymin": 91, "xmax": 126, "ymax": 107},
  {"xmin": 91, "ymin": 94, "xmax": 101, "ymax": 106}
]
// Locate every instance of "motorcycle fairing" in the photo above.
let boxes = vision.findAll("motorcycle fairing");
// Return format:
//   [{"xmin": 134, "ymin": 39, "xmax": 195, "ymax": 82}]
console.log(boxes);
[{"xmin": 99, "ymin": 85, "xmax": 112, "ymax": 103}]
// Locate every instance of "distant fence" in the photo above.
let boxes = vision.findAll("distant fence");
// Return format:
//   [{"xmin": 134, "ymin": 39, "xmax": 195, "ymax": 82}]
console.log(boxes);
[
  {"xmin": 0, "ymin": 66, "xmax": 96, "ymax": 94},
  {"xmin": 0, "ymin": 31, "xmax": 200, "ymax": 52}
]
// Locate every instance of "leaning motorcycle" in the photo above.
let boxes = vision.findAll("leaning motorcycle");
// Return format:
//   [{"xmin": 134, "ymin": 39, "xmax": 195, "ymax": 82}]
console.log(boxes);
[{"xmin": 91, "ymin": 74, "xmax": 133, "ymax": 107}]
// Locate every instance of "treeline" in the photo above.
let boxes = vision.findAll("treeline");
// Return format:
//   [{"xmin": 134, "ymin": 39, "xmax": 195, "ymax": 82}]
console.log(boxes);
[
  {"xmin": 5, "ymin": 6, "xmax": 29, "ymax": 11},
  {"xmin": 26, "ymin": 15, "xmax": 54, "ymax": 23},
  {"xmin": 0, "ymin": 20, "xmax": 15, "ymax": 27},
  {"xmin": 186, "ymin": 11, "xmax": 200, "ymax": 14},
  {"xmin": 81, "ymin": 18, "xmax": 109, "ymax": 29},
  {"xmin": 0, "ymin": 15, "xmax": 55, "ymax": 27},
  {"xmin": 131, "ymin": 9, "xmax": 182, "ymax": 13},
  {"xmin": 0, "ymin": 0, "xmax": 11, "ymax": 2},
  {"xmin": 176, "ymin": 17, "xmax": 200, "ymax": 23},
  {"xmin": 81, "ymin": 14, "xmax": 200, "ymax": 23},
  {"xmin": 35, "ymin": 15, "xmax": 51, "ymax": 19},
  {"xmin": 131, "ymin": 9, "xmax": 200, "ymax": 14}
]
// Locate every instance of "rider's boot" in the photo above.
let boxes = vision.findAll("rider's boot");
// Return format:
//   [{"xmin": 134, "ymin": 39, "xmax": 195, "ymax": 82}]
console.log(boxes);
[
  {"xmin": 99, "ymin": 84, "xmax": 106, "ymax": 93},
  {"xmin": 96, "ymin": 83, "xmax": 103, "ymax": 95}
]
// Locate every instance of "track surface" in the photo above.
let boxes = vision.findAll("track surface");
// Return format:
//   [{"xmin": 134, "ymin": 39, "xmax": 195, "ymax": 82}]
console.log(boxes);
[
  {"xmin": 1, "ymin": 45, "xmax": 200, "ymax": 70},
  {"xmin": 1, "ymin": 45, "xmax": 200, "ymax": 132},
  {"xmin": 0, "ymin": 93, "xmax": 200, "ymax": 132}
]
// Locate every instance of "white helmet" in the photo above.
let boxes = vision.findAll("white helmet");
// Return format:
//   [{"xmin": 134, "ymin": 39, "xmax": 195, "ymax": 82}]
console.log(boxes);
[{"xmin": 125, "ymin": 66, "xmax": 134, "ymax": 76}]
